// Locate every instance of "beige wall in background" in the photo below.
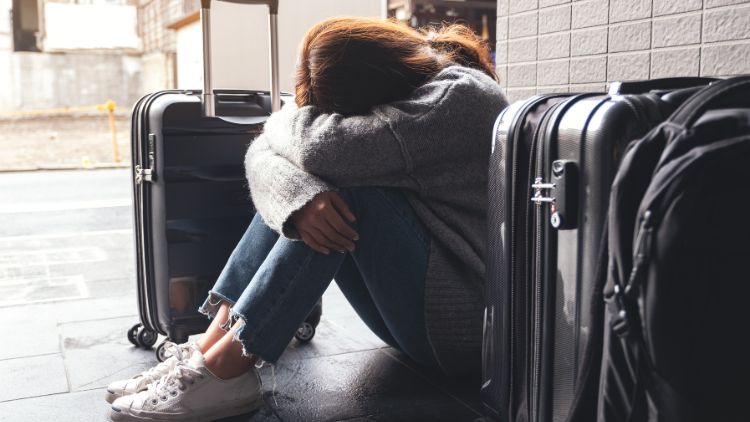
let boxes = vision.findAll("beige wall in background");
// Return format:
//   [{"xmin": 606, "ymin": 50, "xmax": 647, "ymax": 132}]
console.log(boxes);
[
  {"xmin": 175, "ymin": 21, "xmax": 202, "ymax": 89},
  {"xmin": 496, "ymin": 0, "xmax": 750, "ymax": 103},
  {"xmin": 0, "ymin": 0, "xmax": 10, "ymax": 50},
  {"xmin": 176, "ymin": 0, "xmax": 385, "ymax": 92}
]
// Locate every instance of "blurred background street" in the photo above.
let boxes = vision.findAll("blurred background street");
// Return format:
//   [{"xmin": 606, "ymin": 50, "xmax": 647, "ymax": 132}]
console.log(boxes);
[{"xmin": 0, "ymin": 115, "xmax": 130, "ymax": 171}]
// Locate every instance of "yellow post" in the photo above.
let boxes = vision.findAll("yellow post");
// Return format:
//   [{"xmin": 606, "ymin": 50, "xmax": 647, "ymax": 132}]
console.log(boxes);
[{"xmin": 105, "ymin": 100, "xmax": 121, "ymax": 163}]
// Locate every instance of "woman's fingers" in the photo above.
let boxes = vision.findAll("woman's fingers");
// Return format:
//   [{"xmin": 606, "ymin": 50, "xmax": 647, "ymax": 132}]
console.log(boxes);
[
  {"xmin": 292, "ymin": 191, "xmax": 359, "ymax": 254},
  {"xmin": 299, "ymin": 230, "xmax": 330, "ymax": 255},
  {"xmin": 322, "ymin": 208, "xmax": 358, "ymax": 249},
  {"xmin": 321, "ymin": 219, "xmax": 355, "ymax": 252},
  {"xmin": 326, "ymin": 193, "xmax": 359, "ymax": 242},
  {"xmin": 329, "ymin": 192, "xmax": 357, "ymax": 223},
  {"xmin": 311, "ymin": 221, "xmax": 351, "ymax": 253}
]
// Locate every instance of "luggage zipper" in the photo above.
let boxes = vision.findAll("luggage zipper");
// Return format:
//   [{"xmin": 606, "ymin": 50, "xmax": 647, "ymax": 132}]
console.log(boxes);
[
  {"xmin": 530, "ymin": 108, "xmax": 553, "ymax": 422},
  {"xmin": 506, "ymin": 97, "xmax": 549, "ymax": 417},
  {"xmin": 135, "ymin": 134, "xmax": 156, "ymax": 184},
  {"xmin": 531, "ymin": 173, "xmax": 544, "ymax": 422}
]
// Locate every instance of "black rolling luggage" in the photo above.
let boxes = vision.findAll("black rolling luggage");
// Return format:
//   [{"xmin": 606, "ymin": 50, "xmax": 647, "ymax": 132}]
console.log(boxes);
[
  {"xmin": 481, "ymin": 77, "xmax": 714, "ymax": 422},
  {"xmin": 128, "ymin": 0, "xmax": 321, "ymax": 361},
  {"xmin": 599, "ymin": 76, "xmax": 750, "ymax": 422}
]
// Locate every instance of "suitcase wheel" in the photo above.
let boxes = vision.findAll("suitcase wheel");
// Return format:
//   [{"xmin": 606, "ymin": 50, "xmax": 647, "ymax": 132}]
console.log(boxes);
[
  {"xmin": 127, "ymin": 323, "xmax": 141, "ymax": 346},
  {"xmin": 155, "ymin": 341, "xmax": 169, "ymax": 363},
  {"xmin": 294, "ymin": 322, "xmax": 316, "ymax": 343},
  {"xmin": 136, "ymin": 327, "xmax": 158, "ymax": 350},
  {"xmin": 294, "ymin": 300, "xmax": 322, "ymax": 343}
]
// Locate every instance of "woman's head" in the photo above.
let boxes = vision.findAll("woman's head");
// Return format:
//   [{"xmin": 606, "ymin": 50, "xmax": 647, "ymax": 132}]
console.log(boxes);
[{"xmin": 295, "ymin": 17, "xmax": 496, "ymax": 115}]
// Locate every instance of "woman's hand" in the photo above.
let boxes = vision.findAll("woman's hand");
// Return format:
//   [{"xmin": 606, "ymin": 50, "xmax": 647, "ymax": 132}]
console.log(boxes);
[{"xmin": 291, "ymin": 192, "xmax": 359, "ymax": 255}]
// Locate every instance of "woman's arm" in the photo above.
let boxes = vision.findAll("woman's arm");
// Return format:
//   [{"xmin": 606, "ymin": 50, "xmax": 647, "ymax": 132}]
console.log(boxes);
[
  {"xmin": 244, "ymin": 133, "xmax": 335, "ymax": 239},
  {"xmin": 263, "ymin": 103, "xmax": 418, "ymax": 188}
]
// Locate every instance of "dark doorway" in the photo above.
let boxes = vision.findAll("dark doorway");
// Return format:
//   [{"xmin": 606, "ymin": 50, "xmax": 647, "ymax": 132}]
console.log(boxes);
[{"xmin": 11, "ymin": 0, "xmax": 40, "ymax": 52}]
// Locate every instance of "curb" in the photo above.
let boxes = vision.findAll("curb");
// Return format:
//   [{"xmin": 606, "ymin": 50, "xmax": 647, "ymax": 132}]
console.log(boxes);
[{"xmin": 0, "ymin": 163, "xmax": 130, "ymax": 173}]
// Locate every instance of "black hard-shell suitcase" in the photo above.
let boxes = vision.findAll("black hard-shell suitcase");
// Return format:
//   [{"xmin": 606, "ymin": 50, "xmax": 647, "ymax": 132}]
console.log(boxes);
[
  {"xmin": 481, "ymin": 77, "xmax": 714, "ymax": 422},
  {"xmin": 599, "ymin": 76, "xmax": 750, "ymax": 422},
  {"xmin": 128, "ymin": 0, "xmax": 321, "ymax": 361}
]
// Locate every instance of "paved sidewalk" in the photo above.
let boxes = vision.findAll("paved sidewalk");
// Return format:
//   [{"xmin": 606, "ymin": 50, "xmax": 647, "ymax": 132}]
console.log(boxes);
[{"xmin": 0, "ymin": 169, "xmax": 485, "ymax": 422}]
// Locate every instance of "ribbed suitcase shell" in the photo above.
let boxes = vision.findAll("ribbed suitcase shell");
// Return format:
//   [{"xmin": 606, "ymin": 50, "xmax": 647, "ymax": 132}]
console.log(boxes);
[{"xmin": 482, "ymin": 79, "xmax": 713, "ymax": 422}]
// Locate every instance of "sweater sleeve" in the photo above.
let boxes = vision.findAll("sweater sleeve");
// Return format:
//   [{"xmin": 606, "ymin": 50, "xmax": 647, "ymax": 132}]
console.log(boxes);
[
  {"xmin": 244, "ymin": 132, "xmax": 335, "ymax": 239},
  {"xmin": 262, "ymin": 102, "xmax": 418, "ymax": 189}
]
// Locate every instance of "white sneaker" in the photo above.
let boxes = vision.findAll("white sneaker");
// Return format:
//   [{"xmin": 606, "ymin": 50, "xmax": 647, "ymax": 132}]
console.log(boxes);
[
  {"xmin": 105, "ymin": 341, "xmax": 200, "ymax": 404},
  {"xmin": 110, "ymin": 351, "xmax": 263, "ymax": 422}
]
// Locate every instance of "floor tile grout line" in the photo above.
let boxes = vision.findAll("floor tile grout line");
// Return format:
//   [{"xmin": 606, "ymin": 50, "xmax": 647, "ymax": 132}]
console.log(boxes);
[
  {"xmin": 0, "ymin": 352, "xmax": 60, "ymax": 363},
  {"xmin": 0, "ymin": 295, "xmax": 136, "ymax": 311},
  {"xmin": 0, "ymin": 387, "xmax": 108, "ymax": 406},
  {"xmin": 0, "ymin": 389, "xmax": 82, "ymax": 405},
  {"xmin": 290, "ymin": 347, "xmax": 385, "ymax": 362},
  {"xmin": 56, "ymin": 313, "xmax": 138, "ymax": 327},
  {"xmin": 376, "ymin": 347, "xmax": 484, "ymax": 417}
]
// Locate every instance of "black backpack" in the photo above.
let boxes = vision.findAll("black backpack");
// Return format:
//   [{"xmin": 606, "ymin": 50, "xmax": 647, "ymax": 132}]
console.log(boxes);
[{"xmin": 598, "ymin": 76, "xmax": 750, "ymax": 422}]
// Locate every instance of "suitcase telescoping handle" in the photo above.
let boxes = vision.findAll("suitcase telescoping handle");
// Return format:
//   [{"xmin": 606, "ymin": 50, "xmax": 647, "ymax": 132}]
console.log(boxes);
[{"xmin": 200, "ymin": 0, "xmax": 281, "ymax": 117}]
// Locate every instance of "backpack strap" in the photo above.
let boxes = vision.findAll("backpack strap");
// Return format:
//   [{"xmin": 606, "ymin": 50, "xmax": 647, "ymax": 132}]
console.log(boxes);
[{"xmin": 668, "ymin": 76, "xmax": 750, "ymax": 128}]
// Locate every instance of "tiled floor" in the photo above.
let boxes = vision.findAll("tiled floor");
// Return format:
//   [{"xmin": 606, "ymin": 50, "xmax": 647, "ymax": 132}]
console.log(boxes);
[{"xmin": 0, "ymin": 169, "xmax": 487, "ymax": 422}]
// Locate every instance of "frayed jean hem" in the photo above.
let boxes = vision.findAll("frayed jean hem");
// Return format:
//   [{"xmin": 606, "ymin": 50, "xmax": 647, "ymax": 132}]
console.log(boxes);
[
  {"xmin": 197, "ymin": 291, "xmax": 236, "ymax": 327},
  {"xmin": 226, "ymin": 309, "xmax": 282, "ymax": 366},
  {"xmin": 197, "ymin": 291, "xmax": 280, "ymax": 364}
]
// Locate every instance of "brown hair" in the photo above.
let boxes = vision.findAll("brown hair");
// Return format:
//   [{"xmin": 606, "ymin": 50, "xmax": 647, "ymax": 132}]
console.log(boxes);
[{"xmin": 295, "ymin": 17, "xmax": 497, "ymax": 115}]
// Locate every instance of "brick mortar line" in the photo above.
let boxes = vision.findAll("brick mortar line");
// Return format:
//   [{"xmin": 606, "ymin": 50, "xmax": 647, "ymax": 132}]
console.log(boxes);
[
  {"xmin": 536, "ymin": 2, "xmax": 575, "ymax": 11},
  {"xmin": 506, "ymin": 34, "xmax": 544, "ymax": 42},
  {"xmin": 570, "ymin": 53, "xmax": 610, "ymax": 59},
  {"xmin": 508, "ymin": 9, "xmax": 540, "ymax": 18},
  {"xmin": 537, "ymin": 58, "xmax": 575, "ymax": 64},
  {"xmin": 651, "ymin": 10, "xmax": 705, "ymax": 21},
  {"xmin": 507, "ymin": 60, "xmax": 542, "ymax": 66},
  {"xmin": 608, "ymin": 16, "xmax": 658, "ymax": 27},
  {"xmin": 651, "ymin": 44, "xmax": 703, "ymax": 52},
  {"xmin": 701, "ymin": 0, "xmax": 707, "ymax": 75},
  {"xmin": 605, "ymin": 0, "xmax": 611, "ymax": 81},
  {"xmin": 700, "ymin": 38, "xmax": 750, "ymax": 47},
  {"xmin": 648, "ymin": 0, "xmax": 654, "ymax": 79},
  {"xmin": 703, "ymin": 2, "xmax": 750, "ymax": 12}
]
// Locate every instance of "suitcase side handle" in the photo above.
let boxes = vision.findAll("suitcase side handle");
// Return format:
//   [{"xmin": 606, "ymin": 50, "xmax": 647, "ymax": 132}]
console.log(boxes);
[{"xmin": 201, "ymin": 0, "xmax": 281, "ymax": 118}]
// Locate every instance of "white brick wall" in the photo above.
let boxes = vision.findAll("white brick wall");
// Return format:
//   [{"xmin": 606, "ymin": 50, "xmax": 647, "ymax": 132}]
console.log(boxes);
[{"xmin": 497, "ymin": 0, "xmax": 750, "ymax": 102}]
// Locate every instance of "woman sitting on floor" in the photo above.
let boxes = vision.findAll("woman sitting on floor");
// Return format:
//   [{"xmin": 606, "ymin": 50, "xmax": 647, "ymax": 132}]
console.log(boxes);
[{"xmin": 106, "ymin": 17, "xmax": 507, "ymax": 421}]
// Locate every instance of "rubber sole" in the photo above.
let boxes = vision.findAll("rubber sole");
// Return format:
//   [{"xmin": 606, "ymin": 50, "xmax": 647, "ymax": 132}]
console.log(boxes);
[
  {"xmin": 105, "ymin": 389, "xmax": 124, "ymax": 405},
  {"xmin": 109, "ymin": 395, "xmax": 263, "ymax": 422}
]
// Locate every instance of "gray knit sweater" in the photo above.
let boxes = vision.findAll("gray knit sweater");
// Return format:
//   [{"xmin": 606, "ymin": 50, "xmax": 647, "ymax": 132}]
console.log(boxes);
[{"xmin": 245, "ymin": 65, "xmax": 508, "ymax": 375}]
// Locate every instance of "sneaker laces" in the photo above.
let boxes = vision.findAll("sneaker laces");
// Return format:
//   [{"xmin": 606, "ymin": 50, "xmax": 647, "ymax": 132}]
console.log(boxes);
[
  {"xmin": 146, "ymin": 361, "xmax": 203, "ymax": 402},
  {"xmin": 139, "ymin": 342, "xmax": 191, "ymax": 381}
]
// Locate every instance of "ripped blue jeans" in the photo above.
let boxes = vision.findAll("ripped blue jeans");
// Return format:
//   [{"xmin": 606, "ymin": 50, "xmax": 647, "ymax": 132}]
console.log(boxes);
[{"xmin": 198, "ymin": 187, "xmax": 440, "ymax": 369}]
